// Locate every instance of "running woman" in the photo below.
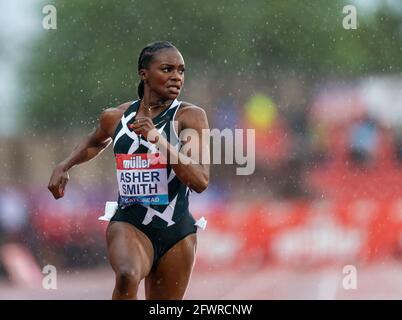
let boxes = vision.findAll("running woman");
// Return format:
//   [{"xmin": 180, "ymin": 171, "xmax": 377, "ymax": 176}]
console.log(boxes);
[{"xmin": 48, "ymin": 41, "xmax": 210, "ymax": 300}]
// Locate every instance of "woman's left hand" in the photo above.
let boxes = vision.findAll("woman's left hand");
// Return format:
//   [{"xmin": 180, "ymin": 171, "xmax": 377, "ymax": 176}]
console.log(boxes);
[{"xmin": 128, "ymin": 117, "xmax": 160, "ymax": 143}]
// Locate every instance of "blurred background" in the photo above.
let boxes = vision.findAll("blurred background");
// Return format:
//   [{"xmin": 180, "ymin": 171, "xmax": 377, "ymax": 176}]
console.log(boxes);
[{"xmin": 1, "ymin": 0, "xmax": 402, "ymax": 299}]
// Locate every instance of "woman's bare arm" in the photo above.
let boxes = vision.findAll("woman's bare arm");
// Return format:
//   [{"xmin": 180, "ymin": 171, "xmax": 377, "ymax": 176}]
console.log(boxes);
[
  {"xmin": 133, "ymin": 105, "xmax": 210, "ymax": 193},
  {"xmin": 48, "ymin": 105, "xmax": 127, "ymax": 199}
]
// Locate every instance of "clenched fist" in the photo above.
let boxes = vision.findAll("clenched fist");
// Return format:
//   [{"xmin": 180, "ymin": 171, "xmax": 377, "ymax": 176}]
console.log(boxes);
[{"xmin": 48, "ymin": 163, "xmax": 70, "ymax": 199}]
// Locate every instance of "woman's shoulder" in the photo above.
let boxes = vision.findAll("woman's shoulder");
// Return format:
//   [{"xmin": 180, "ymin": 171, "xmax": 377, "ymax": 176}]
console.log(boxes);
[
  {"xmin": 99, "ymin": 101, "xmax": 134, "ymax": 135},
  {"xmin": 177, "ymin": 101, "xmax": 207, "ymax": 117},
  {"xmin": 176, "ymin": 101, "xmax": 208, "ymax": 130},
  {"xmin": 101, "ymin": 101, "xmax": 133, "ymax": 117}
]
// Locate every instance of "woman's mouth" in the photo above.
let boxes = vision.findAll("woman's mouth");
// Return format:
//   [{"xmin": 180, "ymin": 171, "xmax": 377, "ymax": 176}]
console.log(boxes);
[{"xmin": 168, "ymin": 85, "xmax": 181, "ymax": 93}]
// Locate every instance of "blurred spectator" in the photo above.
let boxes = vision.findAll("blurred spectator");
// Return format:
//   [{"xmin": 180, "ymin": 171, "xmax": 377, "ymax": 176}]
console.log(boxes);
[
  {"xmin": 347, "ymin": 116, "xmax": 379, "ymax": 167},
  {"xmin": 243, "ymin": 93, "xmax": 291, "ymax": 167},
  {"xmin": 0, "ymin": 187, "xmax": 42, "ymax": 285},
  {"xmin": 0, "ymin": 187, "xmax": 28, "ymax": 243},
  {"xmin": 214, "ymin": 97, "xmax": 241, "ymax": 130},
  {"xmin": 393, "ymin": 126, "xmax": 402, "ymax": 163},
  {"xmin": 309, "ymin": 123, "xmax": 330, "ymax": 164}
]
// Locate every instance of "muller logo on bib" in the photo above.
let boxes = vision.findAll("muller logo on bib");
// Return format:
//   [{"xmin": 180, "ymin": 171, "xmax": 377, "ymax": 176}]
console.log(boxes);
[
  {"xmin": 123, "ymin": 156, "xmax": 152, "ymax": 169},
  {"xmin": 115, "ymin": 153, "xmax": 169, "ymax": 206}
]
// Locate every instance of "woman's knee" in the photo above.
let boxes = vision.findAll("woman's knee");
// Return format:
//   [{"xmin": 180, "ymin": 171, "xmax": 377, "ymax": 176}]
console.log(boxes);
[{"xmin": 114, "ymin": 265, "xmax": 142, "ymax": 290}]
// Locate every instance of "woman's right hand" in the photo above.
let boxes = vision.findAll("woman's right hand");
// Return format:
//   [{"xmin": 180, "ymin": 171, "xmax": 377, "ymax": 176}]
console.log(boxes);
[{"xmin": 48, "ymin": 163, "xmax": 70, "ymax": 199}]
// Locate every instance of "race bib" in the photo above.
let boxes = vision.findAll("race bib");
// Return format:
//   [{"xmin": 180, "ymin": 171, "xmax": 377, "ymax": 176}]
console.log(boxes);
[{"xmin": 115, "ymin": 153, "xmax": 169, "ymax": 206}]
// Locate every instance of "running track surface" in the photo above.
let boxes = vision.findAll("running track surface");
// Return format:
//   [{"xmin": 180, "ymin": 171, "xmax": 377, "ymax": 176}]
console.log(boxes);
[{"xmin": 1, "ymin": 261, "xmax": 402, "ymax": 299}]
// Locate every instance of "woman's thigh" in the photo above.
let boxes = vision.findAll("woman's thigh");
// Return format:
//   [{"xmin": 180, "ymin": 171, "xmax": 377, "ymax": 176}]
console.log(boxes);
[
  {"xmin": 145, "ymin": 233, "xmax": 197, "ymax": 300},
  {"xmin": 106, "ymin": 221, "xmax": 154, "ymax": 279}
]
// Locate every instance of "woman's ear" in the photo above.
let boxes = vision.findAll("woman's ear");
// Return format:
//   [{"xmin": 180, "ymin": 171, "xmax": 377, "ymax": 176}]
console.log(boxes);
[{"xmin": 139, "ymin": 69, "xmax": 147, "ymax": 81}]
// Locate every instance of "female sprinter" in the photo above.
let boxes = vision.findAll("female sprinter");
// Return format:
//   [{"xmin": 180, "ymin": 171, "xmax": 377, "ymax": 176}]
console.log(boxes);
[{"xmin": 48, "ymin": 41, "xmax": 210, "ymax": 299}]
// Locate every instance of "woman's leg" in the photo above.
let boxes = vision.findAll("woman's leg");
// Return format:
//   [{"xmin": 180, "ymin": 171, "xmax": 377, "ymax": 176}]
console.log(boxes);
[
  {"xmin": 106, "ymin": 221, "xmax": 154, "ymax": 300},
  {"xmin": 145, "ymin": 233, "xmax": 197, "ymax": 300}
]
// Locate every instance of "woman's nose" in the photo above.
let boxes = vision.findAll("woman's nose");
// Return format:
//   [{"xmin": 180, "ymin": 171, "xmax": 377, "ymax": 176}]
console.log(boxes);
[{"xmin": 171, "ymin": 69, "xmax": 183, "ymax": 80}]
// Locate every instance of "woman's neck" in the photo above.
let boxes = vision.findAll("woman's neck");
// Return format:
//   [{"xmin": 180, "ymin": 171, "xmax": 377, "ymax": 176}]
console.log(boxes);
[{"xmin": 142, "ymin": 94, "xmax": 173, "ymax": 111}]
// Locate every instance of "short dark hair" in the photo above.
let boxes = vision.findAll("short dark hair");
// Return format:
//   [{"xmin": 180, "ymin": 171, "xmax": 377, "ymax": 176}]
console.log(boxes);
[{"xmin": 137, "ymin": 41, "xmax": 177, "ymax": 99}]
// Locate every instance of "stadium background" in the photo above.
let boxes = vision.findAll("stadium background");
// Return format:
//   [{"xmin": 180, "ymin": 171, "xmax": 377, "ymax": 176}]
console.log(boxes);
[{"xmin": 1, "ymin": 0, "xmax": 402, "ymax": 299}]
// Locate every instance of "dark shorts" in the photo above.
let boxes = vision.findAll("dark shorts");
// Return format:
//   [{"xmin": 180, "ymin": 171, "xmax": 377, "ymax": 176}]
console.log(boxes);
[{"xmin": 111, "ymin": 208, "xmax": 197, "ymax": 265}]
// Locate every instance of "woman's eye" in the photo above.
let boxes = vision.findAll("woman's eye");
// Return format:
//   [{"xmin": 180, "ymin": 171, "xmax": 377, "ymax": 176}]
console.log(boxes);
[{"xmin": 161, "ymin": 67, "xmax": 185, "ymax": 74}]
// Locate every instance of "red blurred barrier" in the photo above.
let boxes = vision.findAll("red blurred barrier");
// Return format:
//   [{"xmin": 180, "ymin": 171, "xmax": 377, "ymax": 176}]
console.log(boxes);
[
  {"xmin": 196, "ymin": 199, "xmax": 402, "ymax": 269},
  {"xmin": 30, "ymin": 196, "xmax": 402, "ymax": 270},
  {"xmin": 31, "ymin": 202, "xmax": 107, "ymax": 244}
]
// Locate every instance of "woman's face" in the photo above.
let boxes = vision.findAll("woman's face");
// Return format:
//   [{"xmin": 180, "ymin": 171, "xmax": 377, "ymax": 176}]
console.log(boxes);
[{"xmin": 141, "ymin": 48, "xmax": 185, "ymax": 100}]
